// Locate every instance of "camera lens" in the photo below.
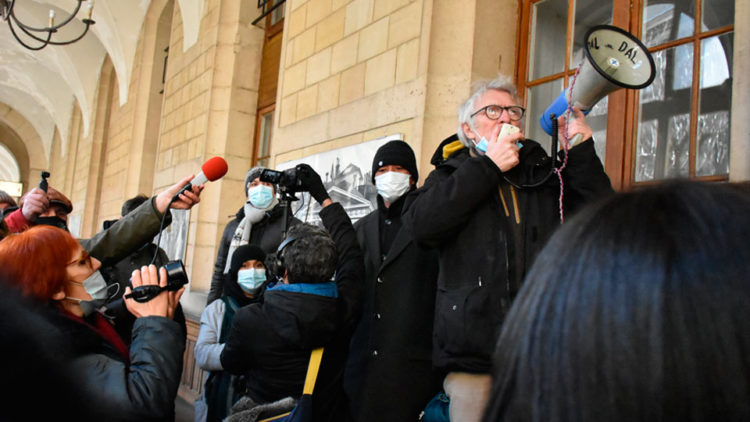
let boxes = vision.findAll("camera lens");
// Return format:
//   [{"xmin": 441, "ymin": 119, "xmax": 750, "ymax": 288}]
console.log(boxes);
[{"xmin": 163, "ymin": 260, "xmax": 189, "ymax": 290}]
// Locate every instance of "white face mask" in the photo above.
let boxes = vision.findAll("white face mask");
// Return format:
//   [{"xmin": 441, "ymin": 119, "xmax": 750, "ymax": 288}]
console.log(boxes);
[
  {"xmin": 65, "ymin": 271, "xmax": 119, "ymax": 316},
  {"xmin": 375, "ymin": 171, "xmax": 411, "ymax": 204},
  {"xmin": 81, "ymin": 270, "xmax": 111, "ymax": 301}
]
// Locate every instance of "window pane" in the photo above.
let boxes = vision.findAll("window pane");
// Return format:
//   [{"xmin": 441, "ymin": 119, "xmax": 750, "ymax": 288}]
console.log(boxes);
[
  {"xmin": 665, "ymin": 113, "xmax": 690, "ymax": 178},
  {"xmin": 643, "ymin": 1, "xmax": 696, "ymax": 48},
  {"xmin": 640, "ymin": 44, "xmax": 667, "ymax": 104},
  {"xmin": 702, "ymin": 0, "xmax": 734, "ymax": 30},
  {"xmin": 571, "ymin": 0, "xmax": 613, "ymax": 66},
  {"xmin": 525, "ymin": 78, "xmax": 564, "ymax": 154},
  {"xmin": 257, "ymin": 111, "xmax": 273, "ymax": 162},
  {"xmin": 696, "ymin": 32, "xmax": 732, "ymax": 176},
  {"xmin": 271, "ymin": 1, "xmax": 285, "ymax": 26},
  {"xmin": 635, "ymin": 118, "xmax": 659, "ymax": 181},
  {"xmin": 635, "ymin": 46, "xmax": 693, "ymax": 182},
  {"xmin": 672, "ymin": 44, "xmax": 693, "ymax": 90},
  {"xmin": 530, "ymin": 0, "xmax": 568, "ymax": 80}
]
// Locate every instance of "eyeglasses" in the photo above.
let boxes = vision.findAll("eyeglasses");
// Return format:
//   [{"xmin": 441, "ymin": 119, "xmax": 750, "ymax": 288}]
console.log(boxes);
[
  {"xmin": 470, "ymin": 105, "xmax": 526, "ymax": 121},
  {"xmin": 67, "ymin": 250, "xmax": 93, "ymax": 268}
]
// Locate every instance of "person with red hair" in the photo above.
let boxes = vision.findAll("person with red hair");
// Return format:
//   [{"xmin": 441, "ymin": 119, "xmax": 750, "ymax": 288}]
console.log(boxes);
[{"xmin": 0, "ymin": 225, "xmax": 186, "ymax": 421}]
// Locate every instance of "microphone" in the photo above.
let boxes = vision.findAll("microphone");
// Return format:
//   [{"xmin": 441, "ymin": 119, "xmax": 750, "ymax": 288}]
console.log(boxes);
[{"xmin": 173, "ymin": 156, "xmax": 228, "ymax": 200}]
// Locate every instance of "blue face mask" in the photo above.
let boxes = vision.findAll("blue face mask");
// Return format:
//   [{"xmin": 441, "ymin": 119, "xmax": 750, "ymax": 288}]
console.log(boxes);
[
  {"xmin": 475, "ymin": 137, "xmax": 489, "ymax": 154},
  {"xmin": 247, "ymin": 185, "xmax": 274, "ymax": 209},
  {"xmin": 237, "ymin": 268, "xmax": 267, "ymax": 295}
]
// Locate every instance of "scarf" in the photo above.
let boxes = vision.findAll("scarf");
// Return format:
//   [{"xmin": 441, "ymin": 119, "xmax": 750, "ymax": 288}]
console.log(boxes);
[{"xmin": 224, "ymin": 198, "xmax": 278, "ymax": 274}]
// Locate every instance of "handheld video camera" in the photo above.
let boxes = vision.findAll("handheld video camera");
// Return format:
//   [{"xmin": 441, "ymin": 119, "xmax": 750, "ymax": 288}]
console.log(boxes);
[
  {"xmin": 260, "ymin": 168, "xmax": 304, "ymax": 193},
  {"xmin": 124, "ymin": 260, "xmax": 189, "ymax": 303},
  {"xmin": 39, "ymin": 171, "xmax": 51, "ymax": 192}
]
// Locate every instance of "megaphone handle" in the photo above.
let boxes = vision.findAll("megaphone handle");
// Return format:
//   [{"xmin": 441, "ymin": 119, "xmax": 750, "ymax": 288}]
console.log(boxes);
[
  {"xmin": 563, "ymin": 114, "xmax": 584, "ymax": 149},
  {"xmin": 569, "ymin": 133, "xmax": 583, "ymax": 147}
]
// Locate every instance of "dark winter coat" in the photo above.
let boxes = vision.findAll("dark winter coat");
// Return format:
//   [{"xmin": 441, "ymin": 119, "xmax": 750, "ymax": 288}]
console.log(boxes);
[
  {"xmin": 406, "ymin": 134, "xmax": 613, "ymax": 373},
  {"xmin": 220, "ymin": 203, "xmax": 364, "ymax": 422},
  {"xmin": 344, "ymin": 196, "xmax": 442, "ymax": 421},
  {"xmin": 80, "ymin": 197, "xmax": 172, "ymax": 266},
  {"xmin": 44, "ymin": 309, "xmax": 185, "ymax": 422},
  {"xmin": 207, "ymin": 204, "xmax": 298, "ymax": 304},
  {"xmin": 102, "ymin": 243, "xmax": 170, "ymax": 300}
]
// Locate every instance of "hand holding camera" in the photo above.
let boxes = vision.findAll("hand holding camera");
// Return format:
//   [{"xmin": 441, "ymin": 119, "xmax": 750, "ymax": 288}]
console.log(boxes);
[
  {"xmin": 295, "ymin": 164, "xmax": 330, "ymax": 204},
  {"xmin": 260, "ymin": 164, "xmax": 330, "ymax": 204},
  {"xmin": 124, "ymin": 264, "xmax": 185, "ymax": 319}
]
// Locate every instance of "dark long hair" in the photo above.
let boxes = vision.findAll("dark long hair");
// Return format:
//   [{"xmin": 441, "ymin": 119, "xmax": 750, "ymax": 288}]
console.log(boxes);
[{"xmin": 484, "ymin": 181, "xmax": 750, "ymax": 421}]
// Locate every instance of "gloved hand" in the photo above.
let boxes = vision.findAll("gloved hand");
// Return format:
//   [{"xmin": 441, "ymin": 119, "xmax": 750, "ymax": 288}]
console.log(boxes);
[{"xmin": 296, "ymin": 164, "xmax": 330, "ymax": 204}]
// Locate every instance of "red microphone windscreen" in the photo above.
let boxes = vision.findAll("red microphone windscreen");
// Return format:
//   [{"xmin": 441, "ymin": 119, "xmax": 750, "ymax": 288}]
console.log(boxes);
[{"xmin": 201, "ymin": 157, "xmax": 228, "ymax": 181}]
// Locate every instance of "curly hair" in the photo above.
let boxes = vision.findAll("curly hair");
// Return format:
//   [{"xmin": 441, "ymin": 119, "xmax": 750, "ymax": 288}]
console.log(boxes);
[{"xmin": 281, "ymin": 223, "xmax": 337, "ymax": 284}]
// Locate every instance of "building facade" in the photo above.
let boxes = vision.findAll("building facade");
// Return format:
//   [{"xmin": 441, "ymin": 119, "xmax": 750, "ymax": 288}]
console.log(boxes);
[{"xmin": 0, "ymin": 0, "xmax": 747, "ymax": 314}]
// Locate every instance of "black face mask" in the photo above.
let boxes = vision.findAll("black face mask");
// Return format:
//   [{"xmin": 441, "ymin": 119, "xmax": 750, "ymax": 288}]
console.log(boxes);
[{"xmin": 35, "ymin": 216, "xmax": 68, "ymax": 231}]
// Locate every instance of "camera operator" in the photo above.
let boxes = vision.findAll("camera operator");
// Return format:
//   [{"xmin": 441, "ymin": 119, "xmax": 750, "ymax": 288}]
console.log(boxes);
[
  {"xmin": 0, "ymin": 227, "xmax": 185, "ymax": 422},
  {"xmin": 220, "ymin": 164, "xmax": 365, "ymax": 422},
  {"xmin": 207, "ymin": 167, "xmax": 301, "ymax": 304}
]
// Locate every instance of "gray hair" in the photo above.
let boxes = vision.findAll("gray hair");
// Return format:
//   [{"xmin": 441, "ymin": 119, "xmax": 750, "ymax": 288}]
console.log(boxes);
[{"xmin": 456, "ymin": 74, "xmax": 521, "ymax": 148}]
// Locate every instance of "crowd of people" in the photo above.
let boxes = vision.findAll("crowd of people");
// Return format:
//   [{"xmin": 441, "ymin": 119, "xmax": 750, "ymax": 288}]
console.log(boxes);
[{"xmin": 1, "ymin": 73, "xmax": 749, "ymax": 422}]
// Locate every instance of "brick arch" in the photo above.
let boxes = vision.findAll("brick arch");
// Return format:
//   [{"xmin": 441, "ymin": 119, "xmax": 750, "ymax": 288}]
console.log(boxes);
[{"xmin": 0, "ymin": 103, "xmax": 49, "ymax": 191}]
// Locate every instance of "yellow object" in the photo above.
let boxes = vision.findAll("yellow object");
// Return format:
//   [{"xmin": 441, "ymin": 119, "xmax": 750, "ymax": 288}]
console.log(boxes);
[
  {"xmin": 442, "ymin": 140, "xmax": 465, "ymax": 160},
  {"xmin": 257, "ymin": 347, "xmax": 325, "ymax": 422}
]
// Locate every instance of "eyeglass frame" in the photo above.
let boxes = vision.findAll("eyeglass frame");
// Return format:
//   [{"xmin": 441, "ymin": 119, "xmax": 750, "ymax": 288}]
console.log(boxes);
[{"xmin": 470, "ymin": 104, "xmax": 526, "ymax": 121}]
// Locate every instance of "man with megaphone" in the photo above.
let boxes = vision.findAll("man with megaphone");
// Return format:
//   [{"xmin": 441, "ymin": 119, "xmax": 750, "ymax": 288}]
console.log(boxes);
[{"xmin": 405, "ymin": 74, "xmax": 613, "ymax": 422}]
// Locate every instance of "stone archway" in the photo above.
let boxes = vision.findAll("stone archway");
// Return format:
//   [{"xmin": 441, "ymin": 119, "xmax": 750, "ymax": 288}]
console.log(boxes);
[{"xmin": 0, "ymin": 103, "xmax": 50, "ymax": 192}]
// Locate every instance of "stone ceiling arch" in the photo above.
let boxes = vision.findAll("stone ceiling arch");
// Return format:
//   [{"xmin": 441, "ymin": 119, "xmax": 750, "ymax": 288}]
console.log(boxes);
[{"xmin": 0, "ymin": 103, "xmax": 48, "ymax": 191}]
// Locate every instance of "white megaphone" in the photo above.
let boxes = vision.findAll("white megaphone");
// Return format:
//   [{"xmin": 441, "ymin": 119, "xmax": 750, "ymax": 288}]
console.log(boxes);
[{"xmin": 540, "ymin": 25, "xmax": 656, "ymax": 146}]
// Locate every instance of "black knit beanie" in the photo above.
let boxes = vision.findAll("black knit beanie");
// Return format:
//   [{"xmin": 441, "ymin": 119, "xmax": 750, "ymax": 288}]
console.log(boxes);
[
  {"xmin": 230, "ymin": 245, "xmax": 266, "ymax": 276},
  {"xmin": 371, "ymin": 140, "xmax": 419, "ymax": 184}
]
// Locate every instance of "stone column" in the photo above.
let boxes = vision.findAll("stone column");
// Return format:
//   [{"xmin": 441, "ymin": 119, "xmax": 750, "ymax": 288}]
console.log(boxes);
[{"xmin": 729, "ymin": 0, "xmax": 749, "ymax": 181}]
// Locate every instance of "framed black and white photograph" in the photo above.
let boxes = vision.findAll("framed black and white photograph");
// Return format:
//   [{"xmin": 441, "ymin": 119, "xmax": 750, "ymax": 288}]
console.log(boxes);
[{"xmin": 277, "ymin": 134, "xmax": 402, "ymax": 224}]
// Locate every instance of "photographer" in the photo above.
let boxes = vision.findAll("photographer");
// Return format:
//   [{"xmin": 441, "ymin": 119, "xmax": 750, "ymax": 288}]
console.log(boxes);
[
  {"xmin": 207, "ymin": 167, "xmax": 300, "ymax": 304},
  {"xmin": 220, "ymin": 164, "xmax": 364, "ymax": 422}
]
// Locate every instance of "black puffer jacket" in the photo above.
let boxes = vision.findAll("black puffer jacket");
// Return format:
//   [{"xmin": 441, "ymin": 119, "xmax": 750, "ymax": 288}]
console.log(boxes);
[
  {"xmin": 45, "ymin": 309, "xmax": 185, "ymax": 421},
  {"xmin": 220, "ymin": 203, "xmax": 364, "ymax": 422},
  {"xmin": 406, "ymin": 134, "xmax": 612, "ymax": 373},
  {"xmin": 208, "ymin": 204, "xmax": 298, "ymax": 303}
]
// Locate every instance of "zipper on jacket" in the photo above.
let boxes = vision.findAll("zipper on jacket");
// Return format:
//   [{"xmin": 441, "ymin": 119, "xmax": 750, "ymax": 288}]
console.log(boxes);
[
  {"xmin": 510, "ymin": 186, "xmax": 521, "ymax": 225},
  {"xmin": 498, "ymin": 187, "xmax": 510, "ymax": 217}
]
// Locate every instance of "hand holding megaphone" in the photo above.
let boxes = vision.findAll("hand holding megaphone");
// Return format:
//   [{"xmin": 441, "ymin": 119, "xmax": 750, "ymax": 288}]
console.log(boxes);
[
  {"xmin": 558, "ymin": 107, "xmax": 593, "ymax": 148},
  {"xmin": 540, "ymin": 25, "xmax": 656, "ymax": 147}
]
